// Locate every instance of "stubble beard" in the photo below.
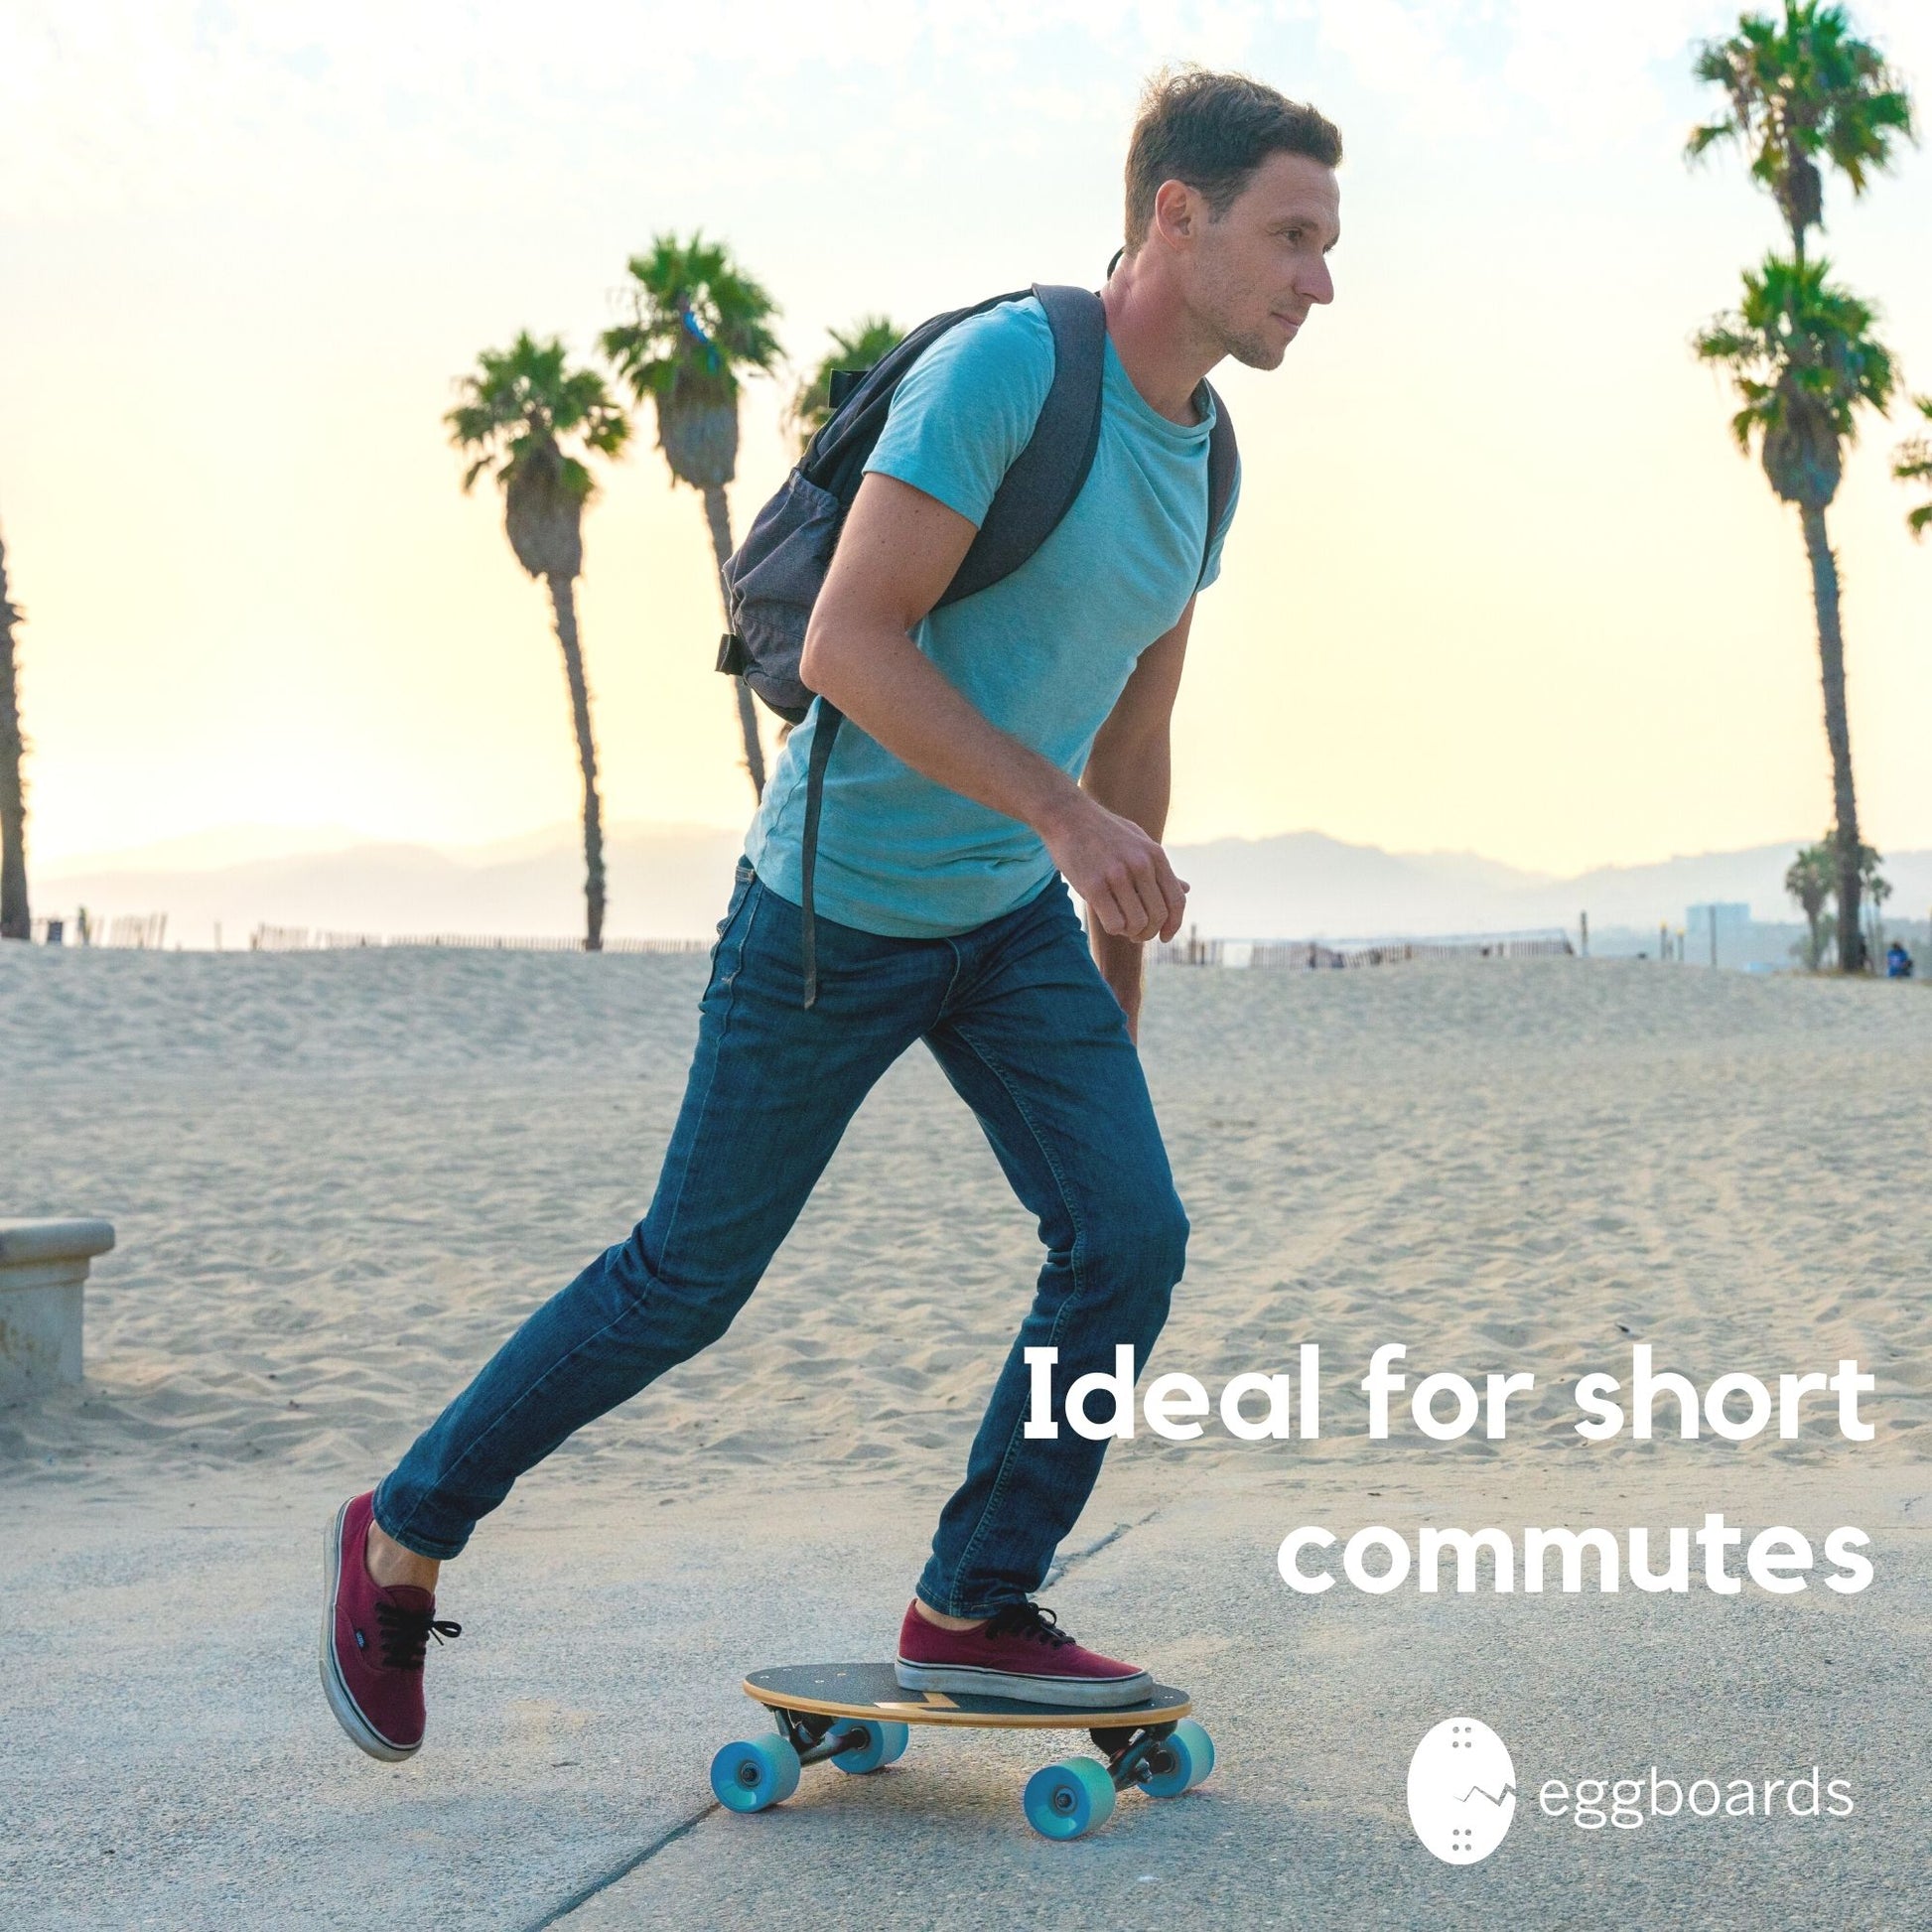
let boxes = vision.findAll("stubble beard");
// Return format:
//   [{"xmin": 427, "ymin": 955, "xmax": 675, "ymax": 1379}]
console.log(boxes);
[
  {"xmin": 1194, "ymin": 276, "xmax": 1289, "ymax": 372},
  {"xmin": 1220, "ymin": 327, "xmax": 1288, "ymax": 371}
]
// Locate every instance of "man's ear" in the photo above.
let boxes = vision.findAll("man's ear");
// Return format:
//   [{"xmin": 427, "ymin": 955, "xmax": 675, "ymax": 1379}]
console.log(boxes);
[{"xmin": 1151, "ymin": 177, "xmax": 1199, "ymax": 247}]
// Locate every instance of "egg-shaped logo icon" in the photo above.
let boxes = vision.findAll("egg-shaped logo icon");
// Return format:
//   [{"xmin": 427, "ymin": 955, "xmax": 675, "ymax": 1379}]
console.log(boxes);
[{"xmin": 1406, "ymin": 1717, "xmax": 1516, "ymax": 1863}]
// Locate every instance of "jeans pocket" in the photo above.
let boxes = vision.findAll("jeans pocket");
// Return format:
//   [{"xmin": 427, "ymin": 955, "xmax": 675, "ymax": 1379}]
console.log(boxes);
[
  {"xmin": 703, "ymin": 865, "xmax": 759, "ymax": 1004},
  {"xmin": 715, "ymin": 859, "xmax": 758, "ymax": 937}
]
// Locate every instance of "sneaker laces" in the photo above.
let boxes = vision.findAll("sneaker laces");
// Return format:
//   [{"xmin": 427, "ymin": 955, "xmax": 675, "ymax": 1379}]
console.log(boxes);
[
  {"xmin": 374, "ymin": 1599, "xmax": 462, "ymax": 1672},
  {"xmin": 981, "ymin": 1601, "xmax": 1075, "ymax": 1649}
]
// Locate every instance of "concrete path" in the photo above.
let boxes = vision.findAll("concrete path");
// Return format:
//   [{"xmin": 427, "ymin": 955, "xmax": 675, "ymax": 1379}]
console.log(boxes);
[{"xmin": 3, "ymin": 1455, "xmax": 1924, "ymax": 1929}]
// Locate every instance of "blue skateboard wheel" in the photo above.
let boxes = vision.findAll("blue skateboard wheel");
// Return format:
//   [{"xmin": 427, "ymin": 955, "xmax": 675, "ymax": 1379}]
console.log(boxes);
[
  {"xmin": 1023, "ymin": 1756, "xmax": 1117, "ymax": 1840},
  {"xmin": 711, "ymin": 1734, "xmax": 802, "ymax": 1812},
  {"xmin": 1141, "ymin": 1719, "xmax": 1214, "ymax": 1797},
  {"xmin": 829, "ymin": 1720, "xmax": 910, "ymax": 1775}
]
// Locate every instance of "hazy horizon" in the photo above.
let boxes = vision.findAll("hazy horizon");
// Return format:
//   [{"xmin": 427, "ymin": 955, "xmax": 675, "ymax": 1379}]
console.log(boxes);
[
  {"xmin": 5, "ymin": 1, "xmax": 1931, "ymax": 880},
  {"xmin": 39, "ymin": 813, "xmax": 1901, "ymax": 885},
  {"xmin": 34, "ymin": 816, "xmax": 1932, "ymax": 949}
]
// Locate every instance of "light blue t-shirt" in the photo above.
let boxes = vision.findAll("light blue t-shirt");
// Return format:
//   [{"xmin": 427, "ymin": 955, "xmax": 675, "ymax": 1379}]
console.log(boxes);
[{"xmin": 743, "ymin": 295, "xmax": 1240, "ymax": 938}]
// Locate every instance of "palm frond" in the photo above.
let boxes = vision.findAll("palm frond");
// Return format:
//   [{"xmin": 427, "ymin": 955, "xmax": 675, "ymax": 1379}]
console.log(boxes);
[
  {"xmin": 1894, "ymin": 395, "xmax": 1932, "ymax": 538},
  {"xmin": 1685, "ymin": 1, "xmax": 1918, "ymax": 238},
  {"xmin": 1694, "ymin": 251, "xmax": 1894, "ymax": 506},
  {"xmin": 784, "ymin": 314, "xmax": 905, "ymax": 451},
  {"xmin": 445, "ymin": 331, "xmax": 630, "ymax": 498},
  {"xmin": 1685, "ymin": 119, "xmax": 1735, "ymax": 161},
  {"xmin": 601, "ymin": 232, "xmax": 782, "ymax": 407}
]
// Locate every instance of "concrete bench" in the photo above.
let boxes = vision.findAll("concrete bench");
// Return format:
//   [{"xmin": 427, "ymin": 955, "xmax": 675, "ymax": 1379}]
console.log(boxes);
[{"xmin": 0, "ymin": 1217, "xmax": 116, "ymax": 1401}]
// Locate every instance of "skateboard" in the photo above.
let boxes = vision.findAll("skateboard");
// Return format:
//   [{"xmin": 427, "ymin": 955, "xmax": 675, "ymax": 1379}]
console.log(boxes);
[{"xmin": 709, "ymin": 1662, "xmax": 1214, "ymax": 1840}]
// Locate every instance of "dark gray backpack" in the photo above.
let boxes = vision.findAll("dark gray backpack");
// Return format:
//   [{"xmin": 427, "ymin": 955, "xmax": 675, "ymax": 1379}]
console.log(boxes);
[{"xmin": 717, "ymin": 282, "xmax": 1237, "ymax": 1008}]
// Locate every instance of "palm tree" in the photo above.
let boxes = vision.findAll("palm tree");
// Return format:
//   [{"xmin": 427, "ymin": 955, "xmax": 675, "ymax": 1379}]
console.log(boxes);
[
  {"xmin": 602, "ymin": 234, "xmax": 781, "ymax": 802},
  {"xmin": 1893, "ymin": 395, "xmax": 1932, "ymax": 537},
  {"xmin": 0, "ymin": 527, "xmax": 28, "ymax": 941},
  {"xmin": 1688, "ymin": 1, "xmax": 1914, "ymax": 266},
  {"xmin": 786, "ymin": 315, "xmax": 904, "ymax": 454},
  {"xmin": 1860, "ymin": 843, "xmax": 1890, "ymax": 961},
  {"xmin": 1695, "ymin": 255, "xmax": 1895, "ymax": 971},
  {"xmin": 447, "ymin": 334, "xmax": 630, "ymax": 951},
  {"xmin": 1785, "ymin": 840, "xmax": 1835, "ymax": 967}
]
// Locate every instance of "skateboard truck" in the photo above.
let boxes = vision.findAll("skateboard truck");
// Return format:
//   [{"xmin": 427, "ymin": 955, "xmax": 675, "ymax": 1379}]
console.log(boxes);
[
  {"xmin": 768, "ymin": 1706, "xmax": 904, "ymax": 1770},
  {"xmin": 1090, "ymin": 1720, "xmax": 1182, "ymax": 1791}
]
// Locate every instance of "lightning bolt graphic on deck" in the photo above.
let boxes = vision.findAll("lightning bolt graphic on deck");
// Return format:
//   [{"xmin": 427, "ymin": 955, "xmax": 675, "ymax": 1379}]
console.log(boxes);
[{"xmin": 1452, "ymin": 1782, "xmax": 1519, "ymax": 1809}]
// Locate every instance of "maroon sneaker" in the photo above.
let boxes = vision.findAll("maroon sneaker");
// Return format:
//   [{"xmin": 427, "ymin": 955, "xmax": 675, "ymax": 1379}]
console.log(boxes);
[
  {"xmin": 895, "ymin": 1600, "xmax": 1152, "ymax": 1708},
  {"xmin": 319, "ymin": 1492, "xmax": 460, "ymax": 1761}
]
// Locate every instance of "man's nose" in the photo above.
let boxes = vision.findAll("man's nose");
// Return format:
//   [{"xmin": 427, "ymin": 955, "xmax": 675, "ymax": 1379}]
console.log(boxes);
[{"xmin": 1304, "ymin": 258, "xmax": 1335, "ymax": 306}]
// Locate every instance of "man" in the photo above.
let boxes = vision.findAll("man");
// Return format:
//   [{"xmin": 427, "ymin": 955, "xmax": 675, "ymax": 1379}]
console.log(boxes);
[{"xmin": 322, "ymin": 67, "xmax": 1341, "ymax": 1761}]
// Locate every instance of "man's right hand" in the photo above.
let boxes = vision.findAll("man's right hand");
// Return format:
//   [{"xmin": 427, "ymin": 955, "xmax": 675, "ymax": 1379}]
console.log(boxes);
[{"xmin": 1040, "ymin": 791, "xmax": 1189, "ymax": 944}]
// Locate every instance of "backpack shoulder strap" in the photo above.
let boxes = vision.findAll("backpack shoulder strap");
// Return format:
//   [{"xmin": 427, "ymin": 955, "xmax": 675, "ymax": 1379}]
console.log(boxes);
[
  {"xmin": 799, "ymin": 288, "xmax": 1031, "ymax": 502},
  {"xmin": 797, "ymin": 698, "xmax": 844, "ymax": 1010},
  {"xmin": 935, "ymin": 283, "xmax": 1106, "ymax": 609},
  {"xmin": 1199, "ymin": 379, "xmax": 1239, "ymax": 588}
]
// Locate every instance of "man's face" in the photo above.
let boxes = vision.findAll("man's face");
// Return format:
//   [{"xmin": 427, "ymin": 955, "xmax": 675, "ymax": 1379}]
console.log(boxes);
[{"xmin": 1182, "ymin": 151, "xmax": 1340, "ymax": 370}]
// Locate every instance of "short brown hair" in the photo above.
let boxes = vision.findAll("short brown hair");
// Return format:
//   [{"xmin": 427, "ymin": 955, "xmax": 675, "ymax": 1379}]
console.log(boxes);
[{"xmin": 1124, "ymin": 68, "xmax": 1342, "ymax": 250}]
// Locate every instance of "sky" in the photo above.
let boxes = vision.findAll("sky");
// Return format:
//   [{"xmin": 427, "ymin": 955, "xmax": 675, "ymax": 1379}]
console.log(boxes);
[{"xmin": 3, "ymin": 0, "xmax": 1930, "ymax": 879}]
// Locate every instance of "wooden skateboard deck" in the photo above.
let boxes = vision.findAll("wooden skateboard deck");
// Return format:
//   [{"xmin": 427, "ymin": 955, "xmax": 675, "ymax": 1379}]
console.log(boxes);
[
  {"xmin": 745, "ymin": 1661, "xmax": 1191, "ymax": 1728},
  {"xmin": 713, "ymin": 1661, "xmax": 1213, "ymax": 1839}
]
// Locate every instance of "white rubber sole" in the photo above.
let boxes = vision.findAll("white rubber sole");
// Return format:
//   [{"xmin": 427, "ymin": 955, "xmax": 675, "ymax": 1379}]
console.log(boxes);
[
  {"xmin": 894, "ymin": 1657, "xmax": 1154, "ymax": 1709},
  {"xmin": 319, "ymin": 1499, "xmax": 419, "ymax": 1762}
]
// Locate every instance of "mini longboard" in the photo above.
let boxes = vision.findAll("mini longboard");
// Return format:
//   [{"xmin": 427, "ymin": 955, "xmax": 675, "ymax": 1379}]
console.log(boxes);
[{"xmin": 710, "ymin": 1662, "xmax": 1214, "ymax": 1840}]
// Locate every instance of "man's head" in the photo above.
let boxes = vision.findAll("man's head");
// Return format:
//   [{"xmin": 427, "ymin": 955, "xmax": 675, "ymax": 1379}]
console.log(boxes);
[{"xmin": 1123, "ymin": 68, "xmax": 1342, "ymax": 370}]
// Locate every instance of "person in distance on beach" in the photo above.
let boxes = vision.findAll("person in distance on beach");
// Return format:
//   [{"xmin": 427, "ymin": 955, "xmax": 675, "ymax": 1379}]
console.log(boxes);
[{"xmin": 321, "ymin": 68, "xmax": 1341, "ymax": 1762}]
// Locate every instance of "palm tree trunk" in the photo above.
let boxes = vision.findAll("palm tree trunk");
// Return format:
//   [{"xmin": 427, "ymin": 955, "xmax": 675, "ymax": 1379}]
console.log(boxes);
[
  {"xmin": 701, "ymin": 482, "xmax": 765, "ymax": 802},
  {"xmin": 1799, "ymin": 504, "xmax": 1863, "ymax": 973},
  {"xmin": 545, "ymin": 572, "xmax": 606, "ymax": 952},
  {"xmin": 0, "ymin": 531, "xmax": 29, "ymax": 942}
]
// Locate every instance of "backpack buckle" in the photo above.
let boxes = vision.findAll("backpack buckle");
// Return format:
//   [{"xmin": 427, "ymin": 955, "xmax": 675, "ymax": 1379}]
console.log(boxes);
[{"xmin": 716, "ymin": 631, "xmax": 749, "ymax": 675}]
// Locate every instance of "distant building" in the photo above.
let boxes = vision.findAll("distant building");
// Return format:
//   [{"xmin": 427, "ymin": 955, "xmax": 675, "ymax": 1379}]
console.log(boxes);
[{"xmin": 1686, "ymin": 902, "xmax": 1753, "ymax": 969}]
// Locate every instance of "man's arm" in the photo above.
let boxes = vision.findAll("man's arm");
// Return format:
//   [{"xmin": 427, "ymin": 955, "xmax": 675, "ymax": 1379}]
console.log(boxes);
[
  {"xmin": 800, "ymin": 471, "xmax": 1191, "ymax": 946},
  {"xmin": 1080, "ymin": 600, "xmax": 1194, "ymax": 1039}
]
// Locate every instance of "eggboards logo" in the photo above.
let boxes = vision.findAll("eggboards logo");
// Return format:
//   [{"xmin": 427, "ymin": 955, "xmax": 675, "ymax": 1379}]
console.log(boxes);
[{"xmin": 1407, "ymin": 1719, "xmax": 1517, "ymax": 1863}]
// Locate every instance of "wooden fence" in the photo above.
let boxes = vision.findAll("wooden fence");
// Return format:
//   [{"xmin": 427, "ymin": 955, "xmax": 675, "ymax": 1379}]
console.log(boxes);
[
  {"xmin": 248, "ymin": 925, "xmax": 711, "ymax": 954},
  {"xmin": 1150, "ymin": 927, "xmax": 1576, "ymax": 969},
  {"xmin": 108, "ymin": 913, "xmax": 170, "ymax": 949},
  {"xmin": 25, "ymin": 910, "xmax": 168, "ymax": 947},
  {"xmin": 21, "ymin": 913, "xmax": 1565, "ymax": 969}
]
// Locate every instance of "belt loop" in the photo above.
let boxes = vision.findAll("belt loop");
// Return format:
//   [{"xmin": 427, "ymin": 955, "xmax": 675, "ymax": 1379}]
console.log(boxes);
[{"xmin": 799, "ymin": 700, "xmax": 845, "ymax": 1011}]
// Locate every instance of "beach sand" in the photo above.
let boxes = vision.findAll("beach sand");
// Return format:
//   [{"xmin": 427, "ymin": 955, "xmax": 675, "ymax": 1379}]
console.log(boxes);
[{"xmin": 3, "ymin": 945, "xmax": 1928, "ymax": 1925}]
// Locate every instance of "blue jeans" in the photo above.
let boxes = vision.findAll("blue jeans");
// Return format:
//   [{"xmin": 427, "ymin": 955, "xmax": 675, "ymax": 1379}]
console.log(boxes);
[{"xmin": 374, "ymin": 856, "xmax": 1188, "ymax": 1616}]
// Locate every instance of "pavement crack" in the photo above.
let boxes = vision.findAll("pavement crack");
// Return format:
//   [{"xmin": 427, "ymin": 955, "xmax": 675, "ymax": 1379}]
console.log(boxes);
[
  {"xmin": 522, "ymin": 1801, "xmax": 720, "ymax": 1929},
  {"xmin": 1042, "ymin": 1505, "xmax": 1165, "ymax": 1587},
  {"xmin": 526, "ymin": 1502, "xmax": 1166, "ymax": 1925}
]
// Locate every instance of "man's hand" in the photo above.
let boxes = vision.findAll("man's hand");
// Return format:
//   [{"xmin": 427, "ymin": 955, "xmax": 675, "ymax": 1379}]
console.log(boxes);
[{"xmin": 1039, "ymin": 790, "xmax": 1189, "ymax": 944}]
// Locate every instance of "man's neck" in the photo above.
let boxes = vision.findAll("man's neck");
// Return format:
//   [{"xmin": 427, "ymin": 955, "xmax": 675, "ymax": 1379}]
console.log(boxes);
[{"xmin": 1099, "ymin": 253, "xmax": 1223, "ymax": 426}]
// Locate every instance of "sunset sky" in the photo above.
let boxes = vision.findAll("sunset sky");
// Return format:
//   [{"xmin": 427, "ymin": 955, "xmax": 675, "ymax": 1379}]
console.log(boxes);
[{"xmin": 4, "ymin": 0, "xmax": 1930, "ymax": 879}]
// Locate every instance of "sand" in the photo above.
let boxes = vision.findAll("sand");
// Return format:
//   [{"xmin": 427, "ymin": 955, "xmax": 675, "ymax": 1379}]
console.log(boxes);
[
  {"xmin": 5, "ymin": 945, "xmax": 1928, "ymax": 1493},
  {"xmin": 3, "ymin": 945, "xmax": 1929, "ymax": 1926}
]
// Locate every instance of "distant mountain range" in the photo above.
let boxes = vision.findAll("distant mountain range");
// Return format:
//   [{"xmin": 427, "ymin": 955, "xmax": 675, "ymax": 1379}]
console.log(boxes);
[
  {"xmin": 35, "ymin": 823, "xmax": 1932, "ymax": 949},
  {"xmin": 1169, "ymin": 835, "xmax": 1932, "ymax": 942}
]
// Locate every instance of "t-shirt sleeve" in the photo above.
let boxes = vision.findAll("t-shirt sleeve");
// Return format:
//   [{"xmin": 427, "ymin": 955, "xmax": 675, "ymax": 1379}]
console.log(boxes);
[
  {"xmin": 1196, "ymin": 459, "xmax": 1241, "ymax": 592},
  {"xmin": 862, "ymin": 299, "xmax": 1055, "ymax": 528}
]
